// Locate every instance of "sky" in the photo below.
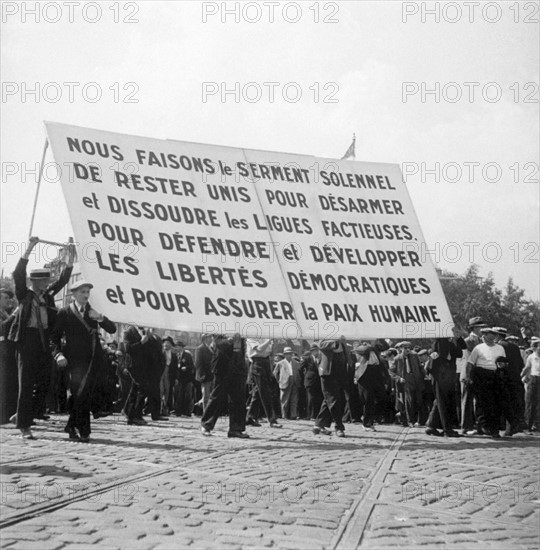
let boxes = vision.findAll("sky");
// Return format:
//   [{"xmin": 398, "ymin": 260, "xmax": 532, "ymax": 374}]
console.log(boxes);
[{"xmin": 1, "ymin": 0, "xmax": 539, "ymax": 301}]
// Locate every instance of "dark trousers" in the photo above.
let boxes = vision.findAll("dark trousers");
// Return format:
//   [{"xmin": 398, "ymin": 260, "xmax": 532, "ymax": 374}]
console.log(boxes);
[
  {"xmin": 358, "ymin": 365, "xmax": 387, "ymax": 426},
  {"xmin": 315, "ymin": 376, "xmax": 345, "ymax": 431},
  {"xmin": 525, "ymin": 376, "xmax": 540, "ymax": 430},
  {"xmin": 125, "ymin": 370, "xmax": 161, "ymax": 421},
  {"xmin": 65, "ymin": 358, "xmax": 99, "ymax": 438},
  {"xmin": 472, "ymin": 367, "xmax": 503, "ymax": 435},
  {"xmin": 427, "ymin": 366, "xmax": 457, "ymax": 433},
  {"xmin": 174, "ymin": 381, "xmax": 194, "ymax": 416},
  {"xmin": 0, "ymin": 341, "xmax": 18, "ymax": 424},
  {"xmin": 201, "ymin": 371, "xmax": 246, "ymax": 433},
  {"xmin": 247, "ymin": 366, "xmax": 277, "ymax": 423},
  {"xmin": 305, "ymin": 384, "xmax": 323, "ymax": 420},
  {"xmin": 16, "ymin": 329, "xmax": 52, "ymax": 429},
  {"xmin": 460, "ymin": 379, "xmax": 475, "ymax": 431}
]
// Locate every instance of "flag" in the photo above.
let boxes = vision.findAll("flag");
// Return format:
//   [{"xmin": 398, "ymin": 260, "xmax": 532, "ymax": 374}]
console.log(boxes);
[{"xmin": 341, "ymin": 134, "xmax": 356, "ymax": 160}]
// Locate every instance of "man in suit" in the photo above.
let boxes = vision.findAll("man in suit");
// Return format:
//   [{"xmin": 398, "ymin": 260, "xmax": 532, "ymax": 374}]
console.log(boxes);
[
  {"xmin": 123, "ymin": 326, "xmax": 168, "ymax": 424},
  {"xmin": 246, "ymin": 339, "xmax": 282, "ymax": 428},
  {"xmin": 301, "ymin": 344, "xmax": 323, "ymax": 420},
  {"xmin": 194, "ymin": 334, "xmax": 214, "ymax": 414},
  {"xmin": 493, "ymin": 327, "xmax": 525, "ymax": 436},
  {"xmin": 0, "ymin": 288, "xmax": 17, "ymax": 425},
  {"xmin": 173, "ymin": 341, "xmax": 195, "ymax": 416},
  {"xmin": 313, "ymin": 338, "xmax": 349, "ymax": 437},
  {"xmin": 274, "ymin": 347, "xmax": 301, "ymax": 420},
  {"xmin": 425, "ymin": 336, "xmax": 466, "ymax": 437},
  {"xmin": 51, "ymin": 280, "xmax": 116, "ymax": 442},
  {"xmin": 389, "ymin": 342, "xmax": 425, "ymax": 426},
  {"xmin": 201, "ymin": 333, "xmax": 249, "ymax": 438},
  {"xmin": 160, "ymin": 336, "xmax": 177, "ymax": 415},
  {"xmin": 9, "ymin": 237, "xmax": 74, "ymax": 438}
]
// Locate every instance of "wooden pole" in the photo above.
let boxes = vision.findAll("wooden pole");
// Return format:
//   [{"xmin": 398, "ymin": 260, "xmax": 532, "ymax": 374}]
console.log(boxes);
[{"xmin": 27, "ymin": 139, "xmax": 49, "ymax": 239}]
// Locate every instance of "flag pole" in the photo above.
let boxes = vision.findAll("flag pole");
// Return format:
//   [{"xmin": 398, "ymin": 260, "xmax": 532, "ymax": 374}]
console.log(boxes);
[{"xmin": 28, "ymin": 139, "xmax": 49, "ymax": 239}]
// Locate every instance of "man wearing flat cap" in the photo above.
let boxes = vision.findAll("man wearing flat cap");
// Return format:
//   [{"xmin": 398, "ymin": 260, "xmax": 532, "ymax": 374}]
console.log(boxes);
[
  {"xmin": 8, "ymin": 237, "xmax": 75, "ymax": 439},
  {"xmin": 389, "ymin": 341, "xmax": 426, "ymax": 427},
  {"xmin": 51, "ymin": 279, "xmax": 116, "ymax": 441}
]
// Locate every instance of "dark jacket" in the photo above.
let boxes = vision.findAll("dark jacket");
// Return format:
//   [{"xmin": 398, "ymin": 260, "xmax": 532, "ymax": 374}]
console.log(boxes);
[
  {"xmin": 50, "ymin": 303, "xmax": 116, "ymax": 365},
  {"xmin": 176, "ymin": 350, "xmax": 195, "ymax": 383},
  {"xmin": 318, "ymin": 340, "xmax": 349, "ymax": 383},
  {"xmin": 427, "ymin": 337, "xmax": 465, "ymax": 379},
  {"xmin": 499, "ymin": 339, "xmax": 525, "ymax": 382},
  {"xmin": 123, "ymin": 326, "xmax": 162, "ymax": 379},
  {"xmin": 195, "ymin": 343, "xmax": 214, "ymax": 383},
  {"xmin": 300, "ymin": 353, "xmax": 320, "ymax": 388},
  {"xmin": 8, "ymin": 257, "xmax": 72, "ymax": 344}
]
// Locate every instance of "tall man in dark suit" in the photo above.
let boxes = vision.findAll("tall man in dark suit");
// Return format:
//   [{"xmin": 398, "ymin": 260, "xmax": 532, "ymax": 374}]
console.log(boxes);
[
  {"xmin": 194, "ymin": 334, "xmax": 214, "ymax": 414},
  {"xmin": 425, "ymin": 336, "xmax": 466, "ymax": 437},
  {"xmin": 313, "ymin": 338, "xmax": 349, "ymax": 437},
  {"xmin": 9, "ymin": 237, "xmax": 74, "ymax": 438},
  {"xmin": 200, "ymin": 334, "xmax": 249, "ymax": 438},
  {"xmin": 301, "ymin": 344, "xmax": 323, "ymax": 420},
  {"xmin": 173, "ymin": 341, "xmax": 195, "ymax": 416},
  {"xmin": 123, "ymin": 326, "xmax": 168, "ymax": 424},
  {"xmin": 493, "ymin": 326, "xmax": 525, "ymax": 436},
  {"xmin": 51, "ymin": 280, "xmax": 116, "ymax": 441}
]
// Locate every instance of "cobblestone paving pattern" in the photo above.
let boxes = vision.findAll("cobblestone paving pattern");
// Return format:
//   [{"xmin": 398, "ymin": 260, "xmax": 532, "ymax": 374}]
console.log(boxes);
[{"xmin": 0, "ymin": 414, "xmax": 538, "ymax": 549}]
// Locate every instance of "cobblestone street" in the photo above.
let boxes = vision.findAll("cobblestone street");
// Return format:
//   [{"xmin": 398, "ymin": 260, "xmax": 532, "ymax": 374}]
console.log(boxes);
[{"xmin": 0, "ymin": 415, "xmax": 538, "ymax": 549}]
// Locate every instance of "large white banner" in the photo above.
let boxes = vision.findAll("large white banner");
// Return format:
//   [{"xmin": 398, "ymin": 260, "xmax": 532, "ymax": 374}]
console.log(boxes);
[{"xmin": 45, "ymin": 122, "xmax": 454, "ymax": 340}]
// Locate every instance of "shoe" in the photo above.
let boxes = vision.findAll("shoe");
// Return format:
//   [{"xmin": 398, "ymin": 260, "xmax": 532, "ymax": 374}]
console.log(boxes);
[
  {"xmin": 227, "ymin": 431, "xmax": 250, "ymax": 439},
  {"xmin": 269, "ymin": 422, "xmax": 282, "ymax": 429},
  {"xmin": 21, "ymin": 428, "xmax": 36, "ymax": 440},
  {"xmin": 128, "ymin": 418, "xmax": 147, "ymax": 426},
  {"xmin": 200, "ymin": 426, "xmax": 212, "ymax": 436},
  {"xmin": 246, "ymin": 418, "xmax": 262, "ymax": 427},
  {"xmin": 335, "ymin": 430, "xmax": 345, "ymax": 438},
  {"xmin": 152, "ymin": 416, "xmax": 169, "ymax": 421},
  {"xmin": 67, "ymin": 429, "xmax": 79, "ymax": 441},
  {"xmin": 313, "ymin": 426, "xmax": 331, "ymax": 435},
  {"xmin": 93, "ymin": 412, "xmax": 112, "ymax": 419},
  {"xmin": 444, "ymin": 431, "xmax": 460, "ymax": 438},
  {"xmin": 362, "ymin": 425, "xmax": 375, "ymax": 432},
  {"xmin": 425, "ymin": 428, "xmax": 443, "ymax": 437},
  {"xmin": 35, "ymin": 414, "xmax": 50, "ymax": 421},
  {"xmin": 490, "ymin": 432, "xmax": 502, "ymax": 439},
  {"xmin": 79, "ymin": 435, "xmax": 90, "ymax": 443}
]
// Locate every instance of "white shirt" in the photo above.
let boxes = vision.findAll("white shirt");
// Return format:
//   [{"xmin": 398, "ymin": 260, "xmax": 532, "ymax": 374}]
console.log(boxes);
[
  {"xmin": 468, "ymin": 343, "xmax": 506, "ymax": 371},
  {"xmin": 526, "ymin": 353, "xmax": 540, "ymax": 377}
]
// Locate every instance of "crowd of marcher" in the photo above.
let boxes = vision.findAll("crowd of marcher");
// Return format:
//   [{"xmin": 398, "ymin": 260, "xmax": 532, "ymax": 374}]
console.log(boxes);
[{"xmin": 1, "ymin": 237, "xmax": 539, "ymax": 442}]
